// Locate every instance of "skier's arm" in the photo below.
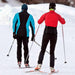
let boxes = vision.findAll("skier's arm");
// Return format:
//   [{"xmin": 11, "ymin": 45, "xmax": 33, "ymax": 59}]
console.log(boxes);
[
  {"xmin": 30, "ymin": 22, "xmax": 35, "ymax": 36},
  {"xmin": 38, "ymin": 13, "xmax": 46, "ymax": 24},
  {"xmin": 30, "ymin": 15, "xmax": 35, "ymax": 41},
  {"xmin": 12, "ymin": 13, "xmax": 18, "ymax": 33},
  {"xmin": 30, "ymin": 15, "xmax": 35, "ymax": 35},
  {"xmin": 58, "ymin": 14, "xmax": 66, "ymax": 24}
]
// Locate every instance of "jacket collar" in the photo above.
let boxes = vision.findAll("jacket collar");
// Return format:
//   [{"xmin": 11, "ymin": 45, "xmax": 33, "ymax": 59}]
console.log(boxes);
[{"xmin": 49, "ymin": 8, "xmax": 54, "ymax": 11}]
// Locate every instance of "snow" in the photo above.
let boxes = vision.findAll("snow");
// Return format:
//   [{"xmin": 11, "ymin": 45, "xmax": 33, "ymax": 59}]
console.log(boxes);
[{"xmin": 0, "ymin": 1, "xmax": 75, "ymax": 75}]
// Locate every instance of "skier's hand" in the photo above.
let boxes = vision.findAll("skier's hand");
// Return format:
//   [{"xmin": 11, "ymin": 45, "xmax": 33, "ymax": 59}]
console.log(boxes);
[
  {"xmin": 31, "ymin": 34, "xmax": 35, "ymax": 41},
  {"xmin": 13, "ymin": 32, "xmax": 17, "ymax": 39}
]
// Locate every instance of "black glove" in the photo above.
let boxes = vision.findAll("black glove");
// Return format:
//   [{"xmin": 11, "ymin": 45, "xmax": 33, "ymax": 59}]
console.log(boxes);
[
  {"xmin": 13, "ymin": 32, "xmax": 17, "ymax": 39},
  {"xmin": 27, "ymin": 37, "xmax": 29, "ymax": 42},
  {"xmin": 31, "ymin": 35, "xmax": 35, "ymax": 41}
]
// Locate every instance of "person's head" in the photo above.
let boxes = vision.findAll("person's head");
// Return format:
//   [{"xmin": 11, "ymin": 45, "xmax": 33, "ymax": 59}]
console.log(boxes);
[
  {"xmin": 21, "ymin": 4, "xmax": 28, "ymax": 11},
  {"xmin": 49, "ymin": 3, "xmax": 56, "ymax": 10}
]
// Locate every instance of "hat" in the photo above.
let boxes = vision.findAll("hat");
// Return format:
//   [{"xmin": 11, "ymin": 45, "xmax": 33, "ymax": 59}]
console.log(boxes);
[
  {"xmin": 49, "ymin": 3, "xmax": 56, "ymax": 10},
  {"xmin": 22, "ymin": 4, "xmax": 28, "ymax": 11}
]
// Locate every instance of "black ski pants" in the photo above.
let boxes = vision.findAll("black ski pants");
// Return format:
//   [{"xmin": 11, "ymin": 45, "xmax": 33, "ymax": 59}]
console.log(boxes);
[
  {"xmin": 38, "ymin": 33, "xmax": 57, "ymax": 68},
  {"xmin": 17, "ymin": 36, "xmax": 29, "ymax": 64}
]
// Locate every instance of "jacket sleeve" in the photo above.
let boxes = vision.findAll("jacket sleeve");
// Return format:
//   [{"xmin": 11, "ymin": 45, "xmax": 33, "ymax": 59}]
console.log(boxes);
[
  {"xmin": 38, "ymin": 13, "xmax": 46, "ymax": 24},
  {"xmin": 12, "ymin": 13, "xmax": 18, "ymax": 33},
  {"xmin": 30, "ymin": 15, "xmax": 35, "ymax": 35},
  {"xmin": 58, "ymin": 14, "xmax": 66, "ymax": 24}
]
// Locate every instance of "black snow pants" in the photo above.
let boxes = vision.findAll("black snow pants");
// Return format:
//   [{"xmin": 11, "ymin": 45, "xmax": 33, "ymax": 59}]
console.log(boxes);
[
  {"xmin": 38, "ymin": 26, "xmax": 57, "ymax": 68},
  {"xmin": 17, "ymin": 36, "xmax": 29, "ymax": 64}
]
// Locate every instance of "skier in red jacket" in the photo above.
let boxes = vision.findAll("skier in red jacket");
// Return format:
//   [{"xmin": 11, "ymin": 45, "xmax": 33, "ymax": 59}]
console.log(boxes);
[{"xmin": 35, "ymin": 3, "xmax": 66, "ymax": 72}]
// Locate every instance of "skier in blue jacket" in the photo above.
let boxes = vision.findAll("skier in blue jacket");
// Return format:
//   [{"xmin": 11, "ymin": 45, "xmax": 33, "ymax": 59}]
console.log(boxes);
[{"xmin": 12, "ymin": 4, "xmax": 35, "ymax": 67}]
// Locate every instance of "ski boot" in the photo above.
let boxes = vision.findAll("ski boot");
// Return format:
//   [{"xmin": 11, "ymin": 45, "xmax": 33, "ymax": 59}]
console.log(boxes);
[
  {"xmin": 35, "ymin": 64, "xmax": 41, "ymax": 71},
  {"xmin": 50, "ymin": 67, "xmax": 55, "ymax": 73},
  {"xmin": 50, "ymin": 67, "xmax": 59, "ymax": 74},
  {"xmin": 25, "ymin": 64, "xmax": 30, "ymax": 68},
  {"xmin": 18, "ymin": 62, "xmax": 21, "ymax": 68}
]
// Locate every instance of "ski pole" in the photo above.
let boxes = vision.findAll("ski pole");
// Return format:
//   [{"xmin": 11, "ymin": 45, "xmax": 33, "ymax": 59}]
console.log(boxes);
[
  {"xmin": 62, "ymin": 25, "xmax": 67, "ymax": 63},
  {"xmin": 7, "ymin": 39, "xmax": 15, "ymax": 56},
  {"xmin": 25, "ymin": 25, "xmax": 40, "ymax": 63},
  {"xmin": 34, "ymin": 41, "xmax": 50, "ymax": 54},
  {"xmin": 34, "ymin": 41, "xmax": 57, "ymax": 60}
]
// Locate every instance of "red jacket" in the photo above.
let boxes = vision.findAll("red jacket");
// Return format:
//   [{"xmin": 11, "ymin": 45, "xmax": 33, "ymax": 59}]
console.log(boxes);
[{"xmin": 38, "ymin": 10, "xmax": 65, "ymax": 27}]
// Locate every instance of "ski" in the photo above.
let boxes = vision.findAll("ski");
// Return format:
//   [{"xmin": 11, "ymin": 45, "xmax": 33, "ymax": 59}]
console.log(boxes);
[
  {"xmin": 25, "ymin": 69, "xmax": 59, "ymax": 74},
  {"xmin": 19, "ymin": 66, "xmax": 34, "ymax": 69},
  {"xmin": 51, "ymin": 70, "xmax": 59, "ymax": 74},
  {"xmin": 18, "ymin": 65, "xmax": 35, "ymax": 69},
  {"xmin": 25, "ymin": 70, "xmax": 51, "ymax": 75},
  {"xmin": 25, "ymin": 70, "xmax": 48, "ymax": 73},
  {"xmin": 49, "ymin": 70, "xmax": 59, "ymax": 74}
]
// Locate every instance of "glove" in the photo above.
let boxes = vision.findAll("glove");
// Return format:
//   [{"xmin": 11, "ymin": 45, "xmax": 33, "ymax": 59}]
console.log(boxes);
[
  {"xmin": 13, "ymin": 32, "xmax": 17, "ymax": 39},
  {"xmin": 31, "ymin": 34, "xmax": 35, "ymax": 41},
  {"xmin": 27, "ymin": 37, "xmax": 29, "ymax": 42}
]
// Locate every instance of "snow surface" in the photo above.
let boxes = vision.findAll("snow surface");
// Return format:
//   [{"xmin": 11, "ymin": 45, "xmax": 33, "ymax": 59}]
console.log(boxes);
[{"xmin": 0, "ymin": 1, "xmax": 75, "ymax": 75}]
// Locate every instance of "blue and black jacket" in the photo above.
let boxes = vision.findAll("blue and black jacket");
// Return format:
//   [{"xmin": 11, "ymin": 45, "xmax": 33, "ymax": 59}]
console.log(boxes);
[{"xmin": 12, "ymin": 10, "xmax": 35, "ymax": 37}]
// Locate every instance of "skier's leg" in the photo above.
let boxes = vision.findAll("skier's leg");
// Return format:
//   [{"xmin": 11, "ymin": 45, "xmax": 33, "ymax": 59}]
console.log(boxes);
[
  {"xmin": 50, "ymin": 34, "xmax": 57, "ymax": 68},
  {"xmin": 38, "ymin": 34, "xmax": 49, "ymax": 64},
  {"xmin": 23, "ymin": 37, "xmax": 29, "ymax": 64},
  {"xmin": 17, "ymin": 36, "xmax": 22, "ymax": 63},
  {"xmin": 35, "ymin": 34, "xmax": 49, "ymax": 70}
]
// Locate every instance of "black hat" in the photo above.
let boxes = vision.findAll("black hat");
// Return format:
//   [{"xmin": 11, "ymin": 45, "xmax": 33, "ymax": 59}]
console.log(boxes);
[
  {"xmin": 49, "ymin": 3, "xmax": 56, "ymax": 10},
  {"xmin": 22, "ymin": 4, "xmax": 28, "ymax": 11}
]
